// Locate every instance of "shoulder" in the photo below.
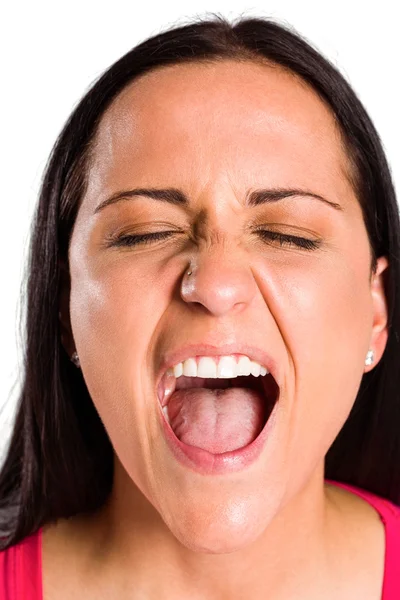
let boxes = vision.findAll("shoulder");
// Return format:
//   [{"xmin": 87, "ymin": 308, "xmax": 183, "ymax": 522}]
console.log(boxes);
[{"xmin": 0, "ymin": 529, "xmax": 42, "ymax": 600}]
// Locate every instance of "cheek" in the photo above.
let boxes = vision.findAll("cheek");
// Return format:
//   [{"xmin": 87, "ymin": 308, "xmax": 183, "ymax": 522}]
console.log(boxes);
[
  {"xmin": 268, "ymin": 248, "xmax": 372, "ymax": 479},
  {"xmin": 70, "ymin": 259, "xmax": 160, "ymax": 364},
  {"xmin": 68, "ymin": 257, "xmax": 167, "ymax": 474}
]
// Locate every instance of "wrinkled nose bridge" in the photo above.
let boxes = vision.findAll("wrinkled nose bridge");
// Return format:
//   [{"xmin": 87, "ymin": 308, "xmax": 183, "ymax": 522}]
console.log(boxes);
[
  {"xmin": 196, "ymin": 227, "xmax": 235, "ymax": 250},
  {"xmin": 192, "ymin": 206, "xmax": 240, "ymax": 244},
  {"xmin": 191, "ymin": 217, "xmax": 245, "ymax": 266}
]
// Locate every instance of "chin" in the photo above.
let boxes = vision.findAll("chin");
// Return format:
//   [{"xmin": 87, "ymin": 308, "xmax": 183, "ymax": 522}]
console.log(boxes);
[{"xmin": 163, "ymin": 496, "xmax": 270, "ymax": 555}]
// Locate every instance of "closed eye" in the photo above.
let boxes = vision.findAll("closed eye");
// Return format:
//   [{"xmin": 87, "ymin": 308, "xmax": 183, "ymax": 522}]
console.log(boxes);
[
  {"xmin": 256, "ymin": 230, "xmax": 321, "ymax": 251},
  {"xmin": 107, "ymin": 229, "xmax": 321, "ymax": 251},
  {"xmin": 109, "ymin": 231, "xmax": 176, "ymax": 247}
]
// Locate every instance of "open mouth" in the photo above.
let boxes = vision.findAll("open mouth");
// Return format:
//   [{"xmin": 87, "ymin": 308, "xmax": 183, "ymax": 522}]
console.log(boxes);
[{"xmin": 158, "ymin": 371, "xmax": 280, "ymax": 455}]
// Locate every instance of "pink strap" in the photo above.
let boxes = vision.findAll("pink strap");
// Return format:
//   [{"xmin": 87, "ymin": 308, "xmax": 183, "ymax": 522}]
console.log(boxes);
[{"xmin": 0, "ymin": 529, "xmax": 42, "ymax": 600}]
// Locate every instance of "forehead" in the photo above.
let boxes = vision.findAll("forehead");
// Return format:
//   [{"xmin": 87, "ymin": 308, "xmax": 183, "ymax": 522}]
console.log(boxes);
[{"xmin": 86, "ymin": 59, "xmax": 352, "ymax": 203}]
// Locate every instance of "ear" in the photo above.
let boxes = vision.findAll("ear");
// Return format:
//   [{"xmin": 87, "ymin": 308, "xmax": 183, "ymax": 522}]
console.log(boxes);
[
  {"xmin": 58, "ymin": 258, "xmax": 75, "ymax": 358},
  {"xmin": 365, "ymin": 255, "xmax": 390, "ymax": 372}
]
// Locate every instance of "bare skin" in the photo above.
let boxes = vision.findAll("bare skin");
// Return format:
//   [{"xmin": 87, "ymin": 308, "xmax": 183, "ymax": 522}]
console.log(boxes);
[
  {"xmin": 42, "ymin": 474, "xmax": 385, "ymax": 599},
  {"xmin": 54, "ymin": 59, "xmax": 389, "ymax": 598}
]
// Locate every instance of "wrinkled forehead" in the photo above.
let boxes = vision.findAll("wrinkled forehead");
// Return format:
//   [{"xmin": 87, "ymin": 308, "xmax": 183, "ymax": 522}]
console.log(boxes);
[{"xmin": 85, "ymin": 59, "xmax": 354, "ymax": 207}]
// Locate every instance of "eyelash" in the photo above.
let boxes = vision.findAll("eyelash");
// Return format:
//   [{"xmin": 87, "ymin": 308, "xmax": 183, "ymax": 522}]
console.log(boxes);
[
  {"xmin": 110, "ymin": 230, "xmax": 321, "ymax": 251},
  {"xmin": 256, "ymin": 230, "xmax": 320, "ymax": 251}
]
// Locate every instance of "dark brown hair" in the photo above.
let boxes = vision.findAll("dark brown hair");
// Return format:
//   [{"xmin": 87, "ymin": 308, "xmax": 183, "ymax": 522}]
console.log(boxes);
[{"xmin": 1, "ymin": 13, "xmax": 399, "ymax": 550}]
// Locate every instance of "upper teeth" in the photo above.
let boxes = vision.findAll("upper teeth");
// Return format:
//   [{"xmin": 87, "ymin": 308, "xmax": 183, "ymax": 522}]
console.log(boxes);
[{"xmin": 167, "ymin": 355, "xmax": 268, "ymax": 379}]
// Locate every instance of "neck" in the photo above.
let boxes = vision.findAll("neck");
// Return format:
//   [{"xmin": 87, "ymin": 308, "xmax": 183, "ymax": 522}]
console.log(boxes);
[{"xmin": 85, "ymin": 459, "xmax": 339, "ymax": 599}]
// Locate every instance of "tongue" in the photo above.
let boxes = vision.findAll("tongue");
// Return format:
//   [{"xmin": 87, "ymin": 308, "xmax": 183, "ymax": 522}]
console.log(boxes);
[{"xmin": 167, "ymin": 387, "xmax": 266, "ymax": 454}]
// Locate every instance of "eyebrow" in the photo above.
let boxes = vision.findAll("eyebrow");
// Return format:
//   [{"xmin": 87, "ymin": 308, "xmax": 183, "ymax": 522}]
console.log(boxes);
[{"xmin": 94, "ymin": 186, "xmax": 344, "ymax": 214}]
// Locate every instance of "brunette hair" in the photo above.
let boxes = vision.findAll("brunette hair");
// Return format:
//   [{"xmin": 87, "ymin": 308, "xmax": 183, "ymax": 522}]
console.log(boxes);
[{"xmin": 1, "ymin": 13, "xmax": 399, "ymax": 549}]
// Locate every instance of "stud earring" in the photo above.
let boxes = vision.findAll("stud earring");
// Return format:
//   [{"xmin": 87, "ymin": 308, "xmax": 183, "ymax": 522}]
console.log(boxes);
[
  {"xmin": 71, "ymin": 351, "xmax": 80, "ymax": 368},
  {"xmin": 365, "ymin": 349, "xmax": 375, "ymax": 366},
  {"xmin": 187, "ymin": 269, "xmax": 192, "ymax": 276}
]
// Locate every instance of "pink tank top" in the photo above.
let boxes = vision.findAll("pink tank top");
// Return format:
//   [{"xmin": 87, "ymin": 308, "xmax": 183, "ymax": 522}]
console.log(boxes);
[{"xmin": 1, "ymin": 480, "xmax": 399, "ymax": 598}]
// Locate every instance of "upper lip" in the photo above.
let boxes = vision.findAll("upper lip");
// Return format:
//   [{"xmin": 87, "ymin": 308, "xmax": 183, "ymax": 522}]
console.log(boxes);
[{"xmin": 156, "ymin": 342, "xmax": 281, "ymax": 388}]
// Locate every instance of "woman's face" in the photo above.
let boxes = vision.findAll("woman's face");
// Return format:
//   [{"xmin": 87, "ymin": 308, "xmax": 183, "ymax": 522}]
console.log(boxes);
[{"xmin": 64, "ymin": 60, "xmax": 388, "ymax": 552}]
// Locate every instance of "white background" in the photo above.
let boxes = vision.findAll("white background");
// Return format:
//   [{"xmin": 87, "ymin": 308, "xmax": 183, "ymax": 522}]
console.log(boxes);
[{"xmin": 1, "ymin": 0, "xmax": 399, "ymax": 462}]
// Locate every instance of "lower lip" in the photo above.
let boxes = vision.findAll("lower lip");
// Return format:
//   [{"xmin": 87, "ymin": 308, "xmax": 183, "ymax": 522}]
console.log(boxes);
[{"xmin": 156, "ymin": 393, "xmax": 280, "ymax": 475}]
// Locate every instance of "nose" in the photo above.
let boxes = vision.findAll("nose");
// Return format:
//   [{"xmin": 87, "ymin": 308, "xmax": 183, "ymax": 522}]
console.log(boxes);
[{"xmin": 180, "ymin": 247, "xmax": 258, "ymax": 317}]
